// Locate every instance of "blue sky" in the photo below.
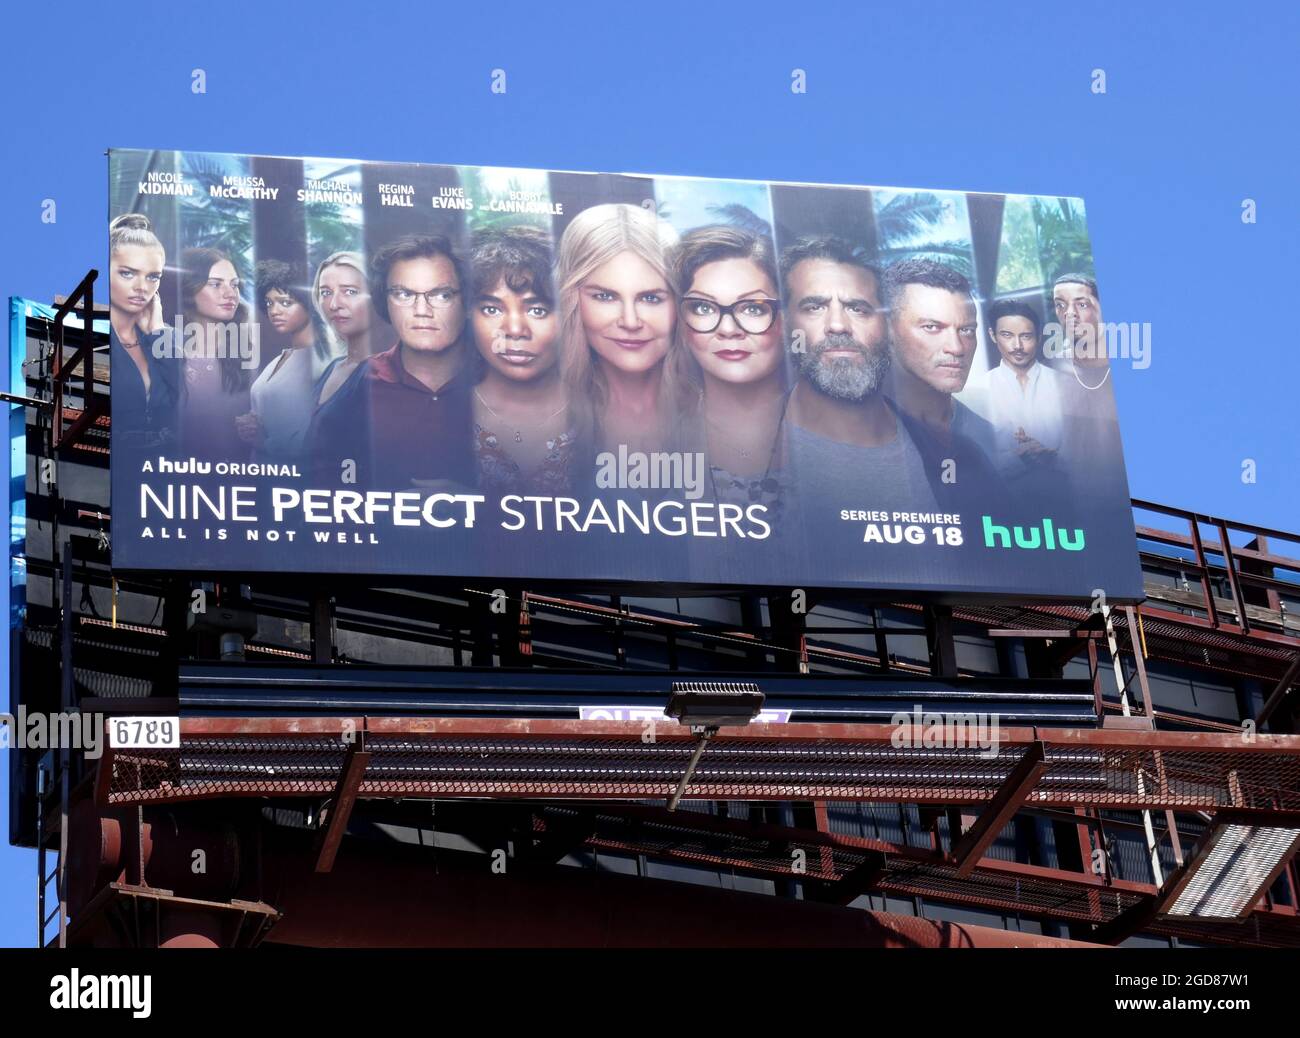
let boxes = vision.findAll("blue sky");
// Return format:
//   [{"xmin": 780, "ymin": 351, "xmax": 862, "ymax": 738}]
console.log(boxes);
[{"xmin": 2, "ymin": 1, "xmax": 1297, "ymax": 946}]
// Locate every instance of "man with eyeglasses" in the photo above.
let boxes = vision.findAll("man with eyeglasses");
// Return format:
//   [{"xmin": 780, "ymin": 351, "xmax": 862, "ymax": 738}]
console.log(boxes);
[{"xmin": 309, "ymin": 234, "xmax": 476, "ymax": 489}]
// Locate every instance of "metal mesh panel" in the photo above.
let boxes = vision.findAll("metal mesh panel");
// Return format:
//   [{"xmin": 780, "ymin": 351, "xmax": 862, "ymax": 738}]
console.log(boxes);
[
  {"xmin": 359, "ymin": 735, "xmax": 1033, "ymax": 800},
  {"xmin": 105, "ymin": 727, "xmax": 1300, "ymax": 810},
  {"xmin": 567, "ymin": 811, "xmax": 870, "ymax": 883},
  {"xmin": 97, "ymin": 727, "xmax": 1300, "ymax": 948},
  {"xmin": 1148, "ymin": 912, "xmax": 1300, "ymax": 949},
  {"xmin": 1037, "ymin": 745, "xmax": 1300, "ymax": 810},
  {"xmin": 536, "ymin": 804, "xmax": 1300, "ymax": 944},
  {"xmin": 878, "ymin": 859, "xmax": 1143, "ymax": 923},
  {"xmin": 546, "ymin": 806, "xmax": 1130, "ymax": 921},
  {"xmin": 108, "ymin": 736, "xmax": 347, "ymax": 802},
  {"xmin": 541, "ymin": 805, "xmax": 1145, "ymax": 924}
]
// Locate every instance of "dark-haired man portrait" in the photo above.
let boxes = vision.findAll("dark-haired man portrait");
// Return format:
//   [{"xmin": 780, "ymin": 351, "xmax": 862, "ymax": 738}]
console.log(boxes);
[
  {"xmin": 778, "ymin": 236, "xmax": 939, "ymax": 514},
  {"xmin": 1052, "ymin": 273, "xmax": 1107, "ymax": 385},
  {"xmin": 882, "ymin": 258, "xmax": 995, "ymax": 451},
  {"xmin": 978, "ymin": 297, "xmax": 1066, "ymax": 488},
  {"xmin": 309, "ymin": 234, "xmax": 476, "ymax": 489},
  {"xmin": 880, "ymin": 257, "xmax": 1005, "ymax": 498}
]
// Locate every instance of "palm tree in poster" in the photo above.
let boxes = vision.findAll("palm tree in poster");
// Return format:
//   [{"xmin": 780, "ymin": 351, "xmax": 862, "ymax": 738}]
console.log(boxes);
[
  {"xmin": 1032, "ymin": 197, "xmax": 1094, "ymax": 282},
  {"xmin": 875, "ymin": 191, "xmax": 973, "ymax": 278}
]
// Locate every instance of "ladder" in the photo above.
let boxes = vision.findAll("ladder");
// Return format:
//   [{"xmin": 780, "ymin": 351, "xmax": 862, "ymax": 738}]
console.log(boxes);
[{"xmin": 36, "ymin": 757, "xmax": 68, "ymax": 948}]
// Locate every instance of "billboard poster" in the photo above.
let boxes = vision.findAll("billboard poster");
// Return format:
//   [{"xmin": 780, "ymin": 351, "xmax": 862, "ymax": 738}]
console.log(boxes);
[{"xmin": 107, "ymin": 148, "xmax": 1142, "ymax": 599}]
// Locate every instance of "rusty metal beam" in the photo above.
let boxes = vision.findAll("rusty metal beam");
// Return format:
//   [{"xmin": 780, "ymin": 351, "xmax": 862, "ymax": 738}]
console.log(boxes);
[
  {"xmin": 60, "ymin": 398, "xmax": 108, "ymax": 450},
  {"xmin": 49, "ymin": 270, "xmax": 104, "ymax": 454},
  {"xmin": 1089, "ymin": 894, "xmax": 1161, "ymax": 945},
  {"xmin": 1258, "ymin": 653, "xmax": 1300, "ymax": 730},
  {"xmin": 98, "ymin": 716, "xmax": 1300, "ymax": 812},
  {"xmin": 950, "ymin": 741, "xmax": 1047, "ymax": 876},
  {"xmin": 1137, "ymin": 604, "xmax": 1299, "ymax": 650},
  {"xmin": 65, "ymin": 882, "xmax": 280, "ymax": 949},
  {"xmin": 176, "ymin": 714, "xmax": 1300, "ymax": 754},
  {"xmin": 565, "ymin": 803, "xmax": 1300, "ymax": 945},
  {"xmin": 1125, "ymin": 605, "xmax": 1156, "ymax": 718},
  {"xmin": 524, "ymin": 814, "xmax": 597, "ymax": 866},
  {"xmin": 1218, "ymin": 519, "xmax": 1251, "ymax": 635},
  {"xmin": 314, "ymin": 738, "xmax": 371, "ymax": 874},
  {"xmin": 311, "ymin": 592, "xmax": 335, "ymax": 665},
  {"xmin": 986, "ymin": 628, "xmax": 1105, "ymax": 640},
  {"xmin": 815, "ymin": 851, "xmax": 888, "ymax": 905},
  {"xmin": 92, "ymin": 742, "xmax": 115, "ymax": 810}
]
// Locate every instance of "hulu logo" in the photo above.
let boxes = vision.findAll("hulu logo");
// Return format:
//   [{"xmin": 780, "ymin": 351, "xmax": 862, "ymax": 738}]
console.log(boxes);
[{"xmin": 982, "ymin": 515, "xmax": 1085, "ymax": 551}]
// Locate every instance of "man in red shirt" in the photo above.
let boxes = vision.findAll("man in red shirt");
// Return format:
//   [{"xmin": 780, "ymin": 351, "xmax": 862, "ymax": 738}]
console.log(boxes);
[{"xmin": 309, "ymin": 234, "xmax": 476, "ymax": 490}]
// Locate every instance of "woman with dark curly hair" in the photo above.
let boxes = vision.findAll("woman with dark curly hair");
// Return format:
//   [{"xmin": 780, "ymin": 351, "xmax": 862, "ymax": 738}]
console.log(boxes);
[
  {"xmin": 236, "ymin": 260, "xmax": 327, "ymax": 464},
  {"xmin": 467, "ymin": 225, "xmax": 575, "ymax": 495}
]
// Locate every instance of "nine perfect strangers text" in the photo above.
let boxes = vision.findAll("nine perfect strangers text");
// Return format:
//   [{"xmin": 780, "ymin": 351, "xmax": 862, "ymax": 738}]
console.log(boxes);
[{"xmin": 108, "ymin": 149, "xmax": 1141, "ymax": 597}]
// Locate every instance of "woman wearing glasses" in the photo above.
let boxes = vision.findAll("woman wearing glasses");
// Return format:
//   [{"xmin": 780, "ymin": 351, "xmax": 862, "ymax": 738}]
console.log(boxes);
[
  {"xmin": 179, "ymin": 246, "xmax": 253, "ymax": 461},
  {"xmin": 556, "ymin": 203, "xmax": 681, "ymax": 465},
  {"xmin": 308, "ymin": 234, "xmax": 476, "ymax": 490},
  {"xmin": 235, "ymin": 260, "xmax": 327, "ymax": 464},
  {"xmin": 670, "ymin": 225, "xmax": 791, "ymax": 516}
]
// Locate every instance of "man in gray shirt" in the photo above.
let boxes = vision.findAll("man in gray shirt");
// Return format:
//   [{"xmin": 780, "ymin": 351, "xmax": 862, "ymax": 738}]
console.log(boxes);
[{"xmin": 779, "ymin": 237, "xmax": 939, "ymax": 523}]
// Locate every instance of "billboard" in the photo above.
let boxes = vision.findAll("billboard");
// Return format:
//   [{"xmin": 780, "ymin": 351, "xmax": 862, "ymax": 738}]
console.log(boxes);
[{"xmin": 107, "ymin": 148, "xmax": 1141, "ymax": 599}]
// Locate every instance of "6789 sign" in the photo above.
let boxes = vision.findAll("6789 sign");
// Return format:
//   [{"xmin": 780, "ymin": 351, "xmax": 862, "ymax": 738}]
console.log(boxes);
[{"xmin": 108, "ymin": 716, "xmax": 180, "ymax": 749}]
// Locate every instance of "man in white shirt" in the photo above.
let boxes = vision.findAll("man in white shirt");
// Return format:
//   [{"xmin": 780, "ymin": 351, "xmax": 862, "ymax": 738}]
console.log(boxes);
[
  {"xmin": 1049, "ymin": 273, "xmax": 1128, "ymax": 503},
  {"xmin": 981, "ymin": 298, "xmax": 1066, "ymax": 486}
]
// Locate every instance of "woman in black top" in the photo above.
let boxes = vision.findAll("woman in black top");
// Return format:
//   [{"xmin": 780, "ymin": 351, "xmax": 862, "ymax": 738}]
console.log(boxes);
[{"xmin": 108, "ymin": 214, "xmax": 182, "ymax": 451}]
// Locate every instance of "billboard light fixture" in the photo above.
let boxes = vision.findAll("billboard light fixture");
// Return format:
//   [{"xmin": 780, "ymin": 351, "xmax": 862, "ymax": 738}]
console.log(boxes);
[
  {"xmin": 665, "ymin": 681, "xmax": 765, "ymax": 731},
  {"xmin": 664, "ymin": 682, "xmax": 765, "ymax": 812}
]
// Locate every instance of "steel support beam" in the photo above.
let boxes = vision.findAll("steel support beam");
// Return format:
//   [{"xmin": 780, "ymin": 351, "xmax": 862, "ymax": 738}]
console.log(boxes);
[
  {"xmin": 310, "ymin": 592, "xmax": 335, "ymax": 665},
  {"xmin": 950, "ymin": 741, "xmax": 1047, "ymax": 876},
  {"xmin": 815, "ymin": 851, "xmax": 888, "ymax": 905},
  {"xmin": 314, "ymin": 737, "xmax": 371, "ymax": 874},
  {"xmin": 1258, "ymin": 653, "xmax": 1300, "ymax": 730}
]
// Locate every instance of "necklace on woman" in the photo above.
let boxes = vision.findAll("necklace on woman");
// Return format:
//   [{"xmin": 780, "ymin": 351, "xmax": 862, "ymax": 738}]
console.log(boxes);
[
  {"xmin": 705, "ymin": 416, "xmax": 759, "ymax": 459},
  {"xmin": 474, "ymin": 388, "xmax": 566, "ymax": 444},
  {"xmin": 704, "ymin": 396, "xmax": 786, "ymax": 462},
  {"xmin": 704, "ymin": 393, "xmax": 791, "ymax": 503}
]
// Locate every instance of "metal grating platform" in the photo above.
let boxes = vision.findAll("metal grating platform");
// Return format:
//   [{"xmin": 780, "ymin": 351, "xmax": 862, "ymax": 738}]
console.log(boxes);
[{"xmin": 101, "ymin": 717, "xmax": 1300, "ymax": 811}]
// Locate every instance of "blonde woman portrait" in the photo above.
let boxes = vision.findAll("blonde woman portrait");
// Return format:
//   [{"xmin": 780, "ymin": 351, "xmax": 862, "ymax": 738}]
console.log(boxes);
[
  {"xmin": 108, "ymin": 213, "xmax": 182, "ymax": 449},
  {"xmin": 555, "ymin": 203, "xmax": 681, "ymax": 472}
]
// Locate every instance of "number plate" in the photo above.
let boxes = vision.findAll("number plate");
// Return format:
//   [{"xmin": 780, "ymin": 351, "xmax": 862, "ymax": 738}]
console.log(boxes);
[{"xmin": 108, "ymin": 716, "xmax": 181, "ymax": 749}]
